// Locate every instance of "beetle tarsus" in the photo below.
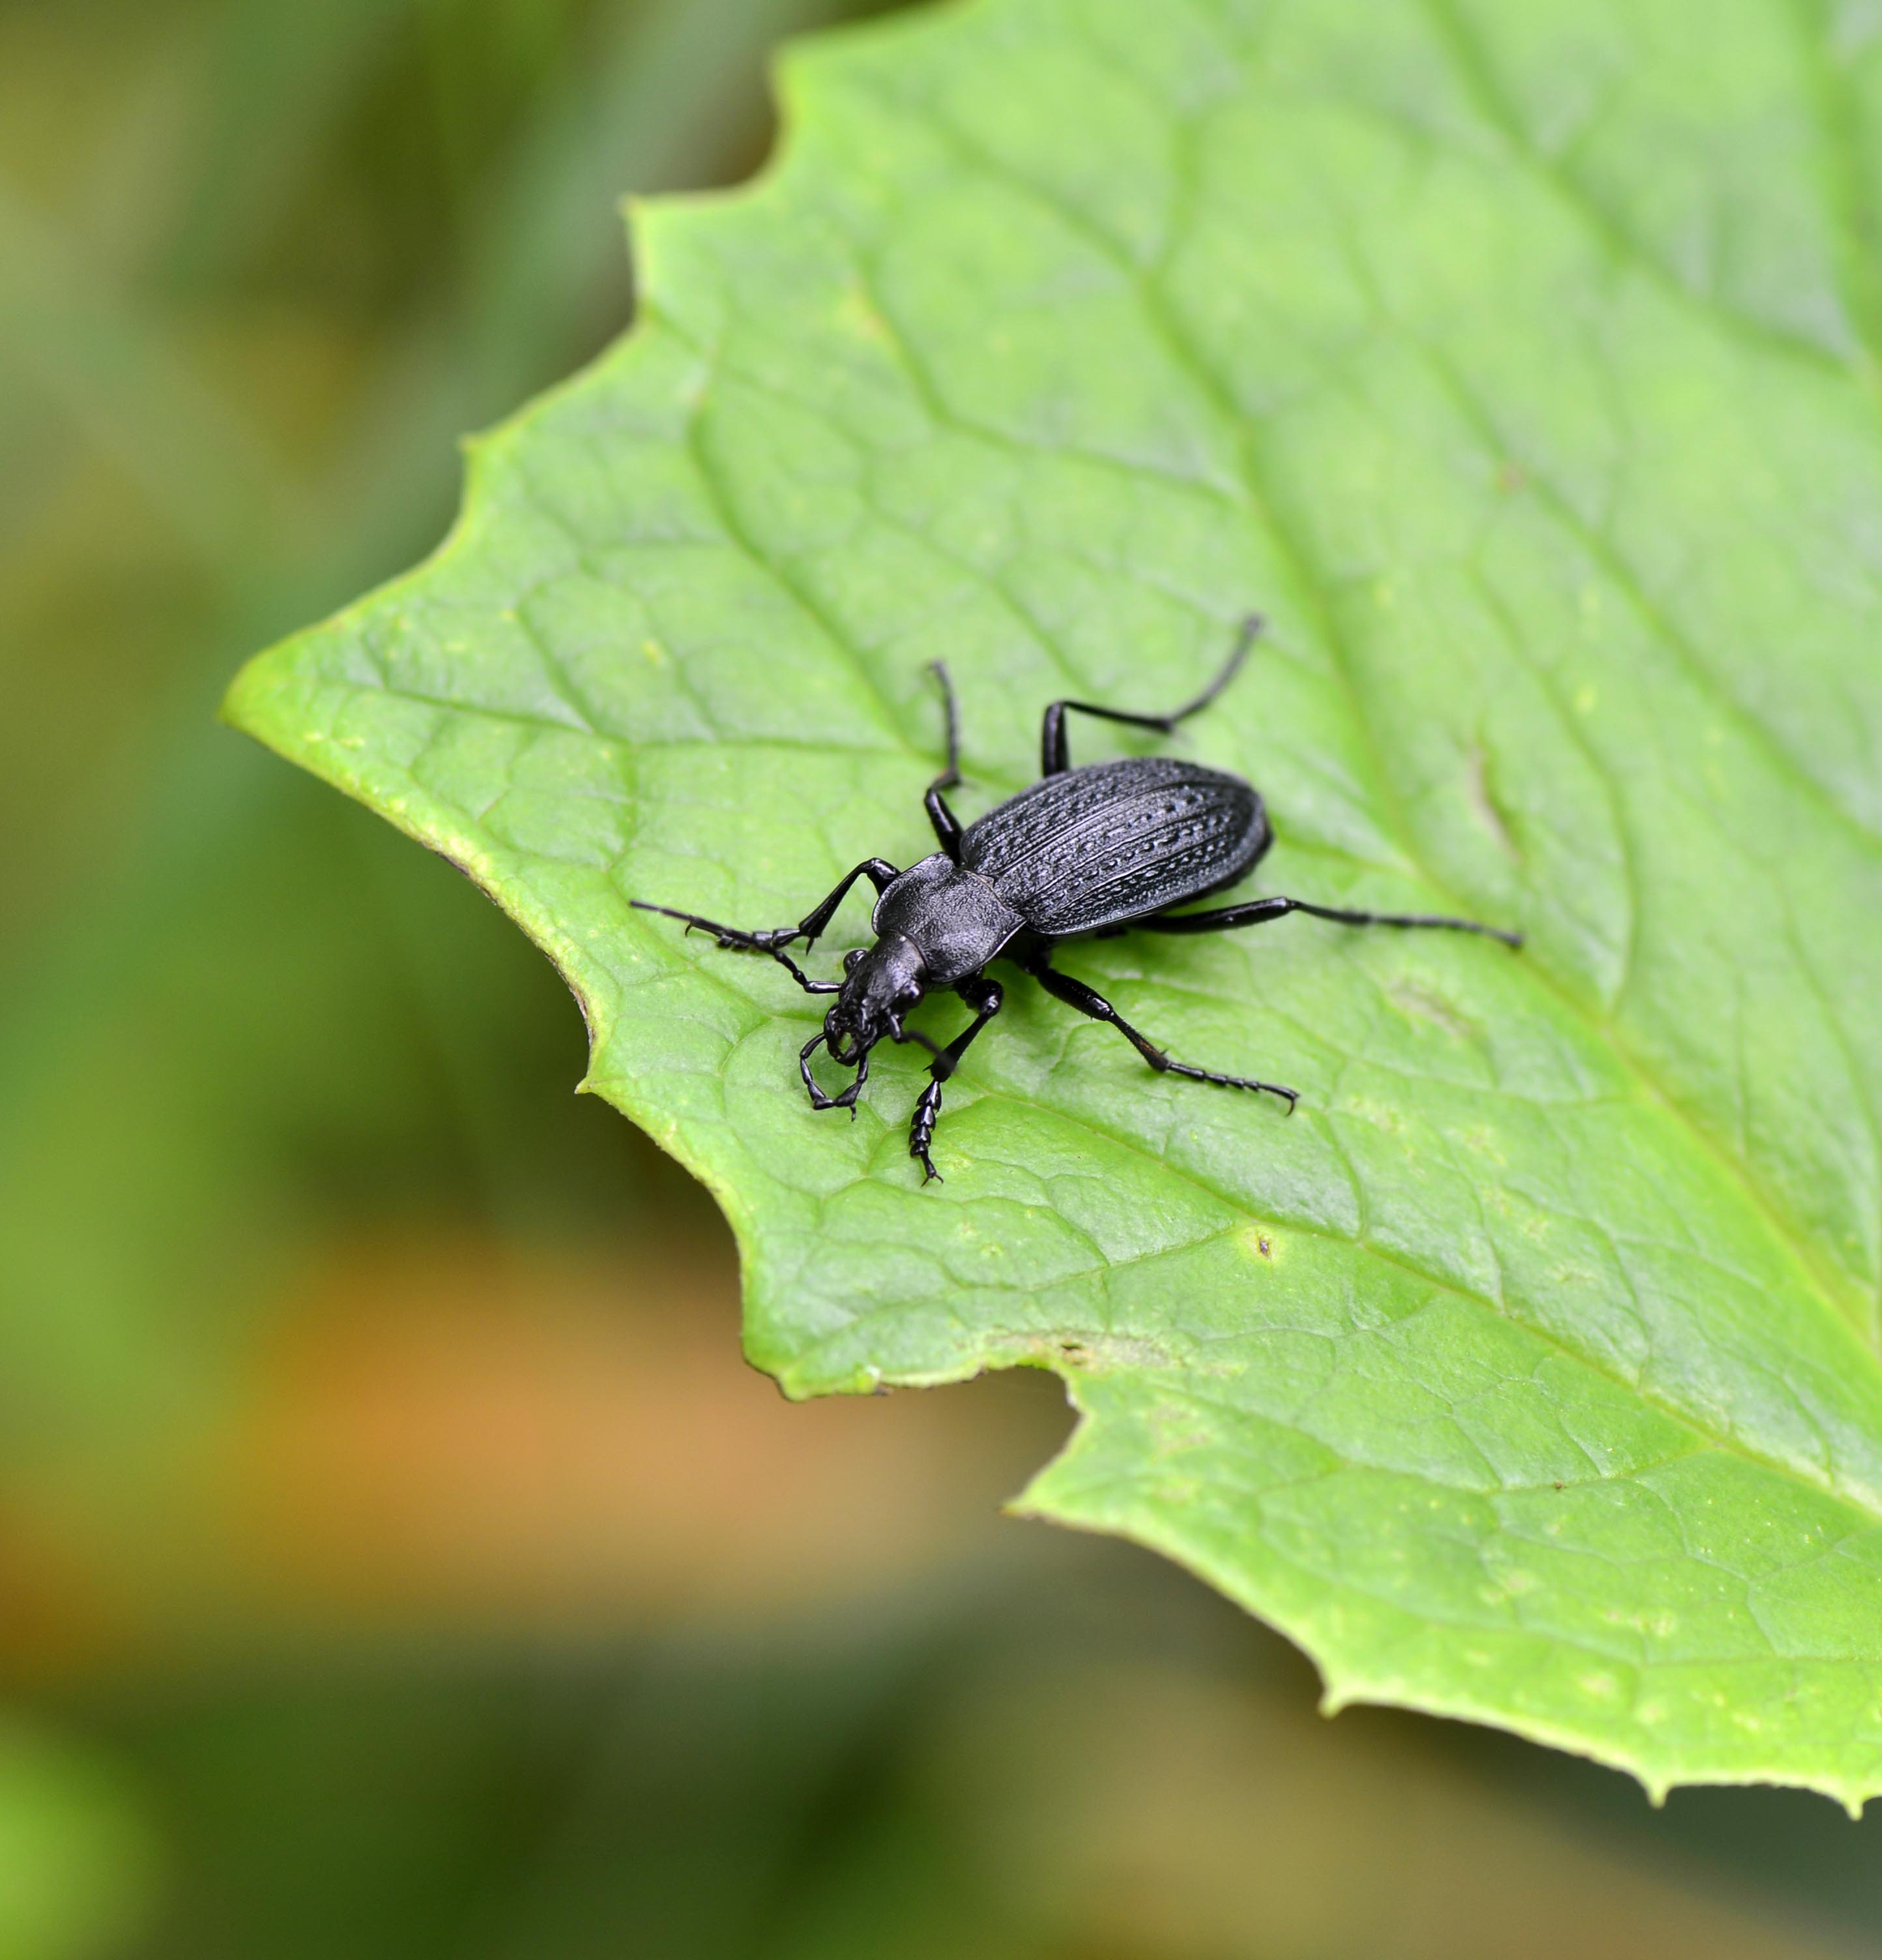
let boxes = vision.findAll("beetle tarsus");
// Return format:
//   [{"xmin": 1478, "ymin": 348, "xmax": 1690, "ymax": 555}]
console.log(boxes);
[
  {"xmin": 896, "ymin": 979, "xmax": 1004, "ymax": 1180},
  {"xmin": 909, "ymin": 1080, "xmax": 944, "ymax": 1181},
  {"xmin": 1159, "ymin": 1058, "xmax": 1300, "ymax": 1110},
  {"xmin": 1147, "ymin": 895, "xmax": 1521, "ymax": 949}
]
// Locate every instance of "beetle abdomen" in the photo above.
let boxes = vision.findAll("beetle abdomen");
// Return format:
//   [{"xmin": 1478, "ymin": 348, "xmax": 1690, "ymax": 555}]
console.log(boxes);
[{"xmin": 962, "ymin": 758, "xmax": 1268, "ymax": 934}]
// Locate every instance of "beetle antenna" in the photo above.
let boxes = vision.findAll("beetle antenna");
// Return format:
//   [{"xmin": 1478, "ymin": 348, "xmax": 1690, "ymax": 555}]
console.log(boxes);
[
  {"xmin": 833, "ymin": 1045, "xmax": 869, "ymax": 1117},
  {"xmin": 799, "ymin": 1030, "xmax": 839, "ymax": 1110}
]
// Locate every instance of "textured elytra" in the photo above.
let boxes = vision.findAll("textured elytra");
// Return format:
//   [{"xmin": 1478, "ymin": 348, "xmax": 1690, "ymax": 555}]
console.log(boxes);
[
  {"xmin": 225, "ymin": 0, "xmax": 1882, "ymax": 1805},
  {"xmin": 961, "ymin": 758, "xmax": 1266, "ymax": 933}
]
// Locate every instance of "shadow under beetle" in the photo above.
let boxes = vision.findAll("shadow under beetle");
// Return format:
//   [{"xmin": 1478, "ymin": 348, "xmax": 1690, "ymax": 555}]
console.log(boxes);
[{"xmin": 634, "ymin": 616, "xmax": 1520, "ymax": 1182}]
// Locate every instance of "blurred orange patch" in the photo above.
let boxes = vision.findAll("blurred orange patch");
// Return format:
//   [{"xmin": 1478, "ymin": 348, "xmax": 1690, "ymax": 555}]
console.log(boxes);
[{"xmin": 0, "ymin": 1233, "xmax": 1067, "ymax": 1673}]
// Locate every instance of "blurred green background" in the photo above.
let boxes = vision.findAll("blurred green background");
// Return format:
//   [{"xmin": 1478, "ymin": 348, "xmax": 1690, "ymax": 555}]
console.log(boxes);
[{"xmin": 4, "ymin": 1, "xmax": 1882, "ymax": 1953}]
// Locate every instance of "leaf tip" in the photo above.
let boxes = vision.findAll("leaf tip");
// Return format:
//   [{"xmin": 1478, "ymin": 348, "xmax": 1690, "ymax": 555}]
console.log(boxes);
[{"xmin": 216, "ymin": 647, "xmax": 285, "ymax": 743}]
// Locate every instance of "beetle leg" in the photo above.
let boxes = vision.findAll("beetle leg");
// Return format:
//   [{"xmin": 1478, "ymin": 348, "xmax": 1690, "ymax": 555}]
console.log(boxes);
[
  {"xmin": 635, "ymin": 904, "xmax": 837, "ymax": 993},
  {"xmin": 793, "ymin": 859, "xmax": 902, "ymax": 942},
  {"xmin": 923, "ymin": 660, "xmax": 965, "ymax": 856},
  {"xmin": 1024, "ymin": 957, "xmax": 1298, "ymax": 1110},
  {"xmin": 633, "ymin": 857, "xmax": 902, "ymax": 994},
  {"xmin": 1039, "ymin": 613, "xmax": 1262, "ymax": 774},
  {"xmin": 1145, "ymin": 893, "xmax": 1521, "ymax": 949},
  {"xmin": 906, "ymin": 977, "xmax": 1004, "ymax": 1182}
]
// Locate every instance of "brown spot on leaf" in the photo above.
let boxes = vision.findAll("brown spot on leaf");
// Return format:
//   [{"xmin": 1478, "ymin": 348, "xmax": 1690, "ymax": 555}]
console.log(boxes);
[{"xmin": 1466, "ymin": 743, "xmax": 1520, "ymax": 863}]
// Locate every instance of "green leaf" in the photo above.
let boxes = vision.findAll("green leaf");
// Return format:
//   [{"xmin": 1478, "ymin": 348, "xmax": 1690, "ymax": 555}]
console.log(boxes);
[{"xmin": 224, "ymin": 0, "xmax": 1882, "ymax": 1804}]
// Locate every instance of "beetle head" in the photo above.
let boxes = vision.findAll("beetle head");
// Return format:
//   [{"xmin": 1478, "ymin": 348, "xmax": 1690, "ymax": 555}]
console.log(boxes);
[
  {"xmin": 798, "ymin": 934, "xmax": 930, "ymax": 1113},
  {"xmin": 829, "ymin": 934, "xmax": 927, "ymax": 1060}
]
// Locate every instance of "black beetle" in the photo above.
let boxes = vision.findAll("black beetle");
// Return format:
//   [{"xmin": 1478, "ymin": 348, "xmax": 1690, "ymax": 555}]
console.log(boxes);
[{"xmin": 635, "ymin": 616, "xmax": 1519, "ymax": 1181}]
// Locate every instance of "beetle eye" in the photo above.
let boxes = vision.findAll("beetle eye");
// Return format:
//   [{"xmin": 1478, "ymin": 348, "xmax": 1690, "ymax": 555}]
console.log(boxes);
[{"xmin": 843, "ymin": 949, "xmax": 866, "ymax": 973}]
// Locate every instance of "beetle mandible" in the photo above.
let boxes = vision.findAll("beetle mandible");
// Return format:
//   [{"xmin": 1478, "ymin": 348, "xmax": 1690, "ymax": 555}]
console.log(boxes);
[{"xmin": 634, "ymin": 616, "xmax": 1520, "ymax": 1181}]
